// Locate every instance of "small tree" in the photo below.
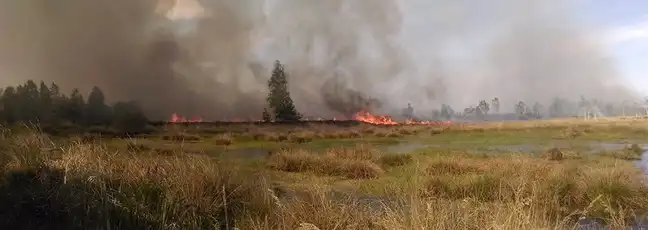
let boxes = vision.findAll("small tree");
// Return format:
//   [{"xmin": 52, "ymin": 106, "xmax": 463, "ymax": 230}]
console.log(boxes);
[
  {"xmin": 478, "ymin": 100, "xmax": 490, "ymax": 115},
  {"xmin": 266, "ymin": 60, "xmax": 301, "ymax": 121},
  {"xmin": 38, "ymin": 81, "xmax": 52, "ymax": 123},
  {"xmin": 549, "ymin": 97, "xmax": 565, "ymax": 118},
  {"xmin": 515, "ymin": 101, "xmax": 526, "ymax": 115},
  {"xmin": 2, "ymin": 87, "xmax": 18, "ymax": 123},
  {"xmin": 112, "ymin": 101, "xmax": 148, "ymax": 134},
  {"xmin": 532, "ymin": 102, "xmax": 543, "ymax": 118},
  {"xmin": 261, "ymin": 108, "xmax": 272, "ymax": 122},
  {"xmin": 66, "ymin": 88, "xmax": 86, "ymax": 125},
  {"xmin": 440, "ymin": 104, "xmax": 454, "ymax": 120},
  {"xmin": 492, "ymin": 97, "xmax": 500, "ymax": 113},
  {"xmin": 86, "ymin": 86, "xmax": 113, "ymax": 126}
]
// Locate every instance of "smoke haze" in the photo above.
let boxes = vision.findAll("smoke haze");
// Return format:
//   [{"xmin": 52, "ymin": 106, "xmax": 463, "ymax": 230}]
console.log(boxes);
[{"xmin": 0, "ymin": 0, "xmax": 640, "ymax": 120}]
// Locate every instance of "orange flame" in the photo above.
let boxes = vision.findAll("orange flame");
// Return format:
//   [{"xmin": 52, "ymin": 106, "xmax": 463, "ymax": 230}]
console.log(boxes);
[
  {"xmin": 354, "ymin": 111, "xmax": 398, "ymax": 125},
  {"xmin": 170, "ymin": 113, "xmax": 203, "ymax": 123},
  {"xmin": 167, "ymin": 111, "xmax": 451, "ymax": 126},
  {"xmin": 354, "ymin": 110, "xmax": 452, "ymax": 126}
]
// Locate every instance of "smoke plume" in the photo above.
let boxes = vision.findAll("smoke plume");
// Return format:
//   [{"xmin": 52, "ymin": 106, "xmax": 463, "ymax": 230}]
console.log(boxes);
[{"xmin": 0, "ymin": 0, "xmax": 640, "ymax": 120}]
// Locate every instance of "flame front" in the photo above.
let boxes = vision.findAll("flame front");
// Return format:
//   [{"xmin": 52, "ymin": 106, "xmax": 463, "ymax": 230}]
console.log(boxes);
[
  {"xmin": 167, "ymin": 111, "xmax": 451, "ymax": 126},
  {"xmin": 354, "ymin": 110, "xmax": 451, "ymax": 126},
  {"xmin": 354, "ymin": 111, "xmax": 397, "ymax": 125},
  {"xmin": 169, "ymin": 113, "xmax": 203, "ymax": 123}
]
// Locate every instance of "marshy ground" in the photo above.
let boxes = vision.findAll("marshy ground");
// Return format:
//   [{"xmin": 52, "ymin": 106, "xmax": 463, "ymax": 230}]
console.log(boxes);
[{"xmin": 2, "ymin": 117, "xmax": 648, "ymax": 229}]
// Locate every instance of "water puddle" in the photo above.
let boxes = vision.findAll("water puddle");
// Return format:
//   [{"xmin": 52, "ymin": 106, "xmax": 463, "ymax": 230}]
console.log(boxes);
[
  {"xmin": 489, "ymin": 144, "xmax": 541, "ymax": 152},
  {"xmin": 636, "ymin": 150, "xmax": 648, "ymax": 176},
  {"xmin": 589, "ymin": 143, "xmax": 648, "ymax": 151}
]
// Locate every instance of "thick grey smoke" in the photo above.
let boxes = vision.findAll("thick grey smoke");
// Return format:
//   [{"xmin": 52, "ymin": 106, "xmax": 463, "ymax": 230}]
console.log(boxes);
[{"xmin": 0, "ymin": 0, "xmax": 640, "ymax": 120}]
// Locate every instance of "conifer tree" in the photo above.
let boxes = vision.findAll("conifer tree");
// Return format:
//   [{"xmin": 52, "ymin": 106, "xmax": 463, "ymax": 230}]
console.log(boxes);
[
  {"xmin": 49, "ymin": 82, "xmax": 66, "ymax": 123},
  {"xmin": 266, "ymin": 60, "xmax": 301, "ymax": 121},
  {"xmin": 67, "ymin": 88, "xmax": 86, "ymax": 124},
  {"xmin": 261, "ymin": 108, "xmax": 272, "ymax": 122},
  {"xmin": 2, "ymin": 87, "xmax": 17, "ymax": 123},
  {"xmin": 86, "ymin": 86, "xmax": 113, "ymax": 125},
  {"xmin": 17, "ymin": 80, "xmax": 40, "ymax": 122},
  {"xmin": 38, "ymin": 81, "xmax": 52, "ymax": 122}
]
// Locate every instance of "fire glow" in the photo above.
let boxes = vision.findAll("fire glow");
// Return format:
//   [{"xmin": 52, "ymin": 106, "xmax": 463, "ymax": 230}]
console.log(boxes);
[
  {"xmin": 353, "ymin": 110, "xmax": 451, "ymax": 126},
  {"xmin": 168, "ymin": 111, "xmax": 451, "ymax": 126},
  {"xmin": 170, "ymin": 113, "xmax": 203, "ymax": 123}
]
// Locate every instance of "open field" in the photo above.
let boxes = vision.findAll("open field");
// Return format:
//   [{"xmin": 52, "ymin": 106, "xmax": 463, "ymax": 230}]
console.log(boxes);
[{"xmin": 2, "ymin": 117, "xmax": 648, "ymax": 229}]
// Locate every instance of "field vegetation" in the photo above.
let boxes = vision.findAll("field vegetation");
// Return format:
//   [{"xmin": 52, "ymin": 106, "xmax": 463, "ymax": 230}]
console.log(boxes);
[{"xmin": 2, "ymin": 117, "xmax": 648, "ymax": 229}]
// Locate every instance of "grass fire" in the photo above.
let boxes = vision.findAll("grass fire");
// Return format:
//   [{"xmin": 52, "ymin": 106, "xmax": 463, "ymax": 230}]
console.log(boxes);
[
  {"xmin": 2, "ymin": 1, "xmax": 648, "ymax": 229},
  {"xmin": 1, "ymin": 62, "xmax": 648, "ymax": 229}
]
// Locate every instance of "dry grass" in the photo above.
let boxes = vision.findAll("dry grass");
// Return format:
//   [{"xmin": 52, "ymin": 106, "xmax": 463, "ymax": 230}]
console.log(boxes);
[
  {"xmin": 2, "ymin": 124, "xmax": 648, "ymax": 229},
  {"xmin": 598, "ymin": 145, "xmax": 645, "ymax": 161},
  {"xmin": 213, "ymin": 133, "xmax": 234, "ymax": 145},
  {"xmin": 544, "ymin": 148, "xmax": 564, "ymax": 161},
  {"xmin": 416, "ymin": 153, "xmax": 648, "ymax": 228},
  {"xmin": 159, "ymin": 123, "xmax": 434, "ymax": 144},
  {"xmin": 266, "ymin": 146, "xmax": 386, "ymax": 179},
  {"xmin": 162, "ymin": 132, "xmax": 202, "ymax": 142}
]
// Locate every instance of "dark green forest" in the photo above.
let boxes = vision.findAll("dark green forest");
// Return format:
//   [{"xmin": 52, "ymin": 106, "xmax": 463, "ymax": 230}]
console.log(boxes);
[{"xmin": 0, "ymin": 80, "xmax": 148, "ymax": 135}]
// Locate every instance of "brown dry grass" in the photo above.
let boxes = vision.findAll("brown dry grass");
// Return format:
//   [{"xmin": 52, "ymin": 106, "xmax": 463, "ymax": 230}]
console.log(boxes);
[
  {"xmin": 2, "ymin": 122, "xmax": 648, "ymax": 229},
  {"xmin": 266, "ymin": 145, "xmax": 413, "ymax": 179}
]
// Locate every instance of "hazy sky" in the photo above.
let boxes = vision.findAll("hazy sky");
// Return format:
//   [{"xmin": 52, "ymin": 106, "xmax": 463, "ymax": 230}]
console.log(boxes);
[
  {"xmin": 169, "ymin": 0, "xmax": 648, "ymax": 94},
  {"xmin": 403, "ymin": 0, "xmax": 648, "ymax": 95},
  {"xmin": 580, "ymin": 0, "xmax": 648, "ymax": 94}
]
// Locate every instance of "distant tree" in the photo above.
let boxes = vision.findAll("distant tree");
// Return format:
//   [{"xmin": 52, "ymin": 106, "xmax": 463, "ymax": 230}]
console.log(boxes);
[
  {"xmin": 66, "ymin": 88, "xmax": 86, "ymax": 124},
  {"xmin": 0, "ymin": 87, "xmax": 3, "ymax": 120},
  {"xmin": 515, "ymin": 101, "xmax": 526, "ymax": 115},
  {"xmin": 440, "ymin": 104, "xmax": 454, "ymax": 119},
  {"xmin": 475, "ymin": 105, "xmax": 483, "ymax": 118},
  {"xmin": 1, "ymin": 87, "xmax": 18, "ymax": 123},
  {"xmin": 112, "ymin": 101, "xmax": 148, "ymax": 134},
  {"xmin": 604, "ymin": 103, "xmax": 615, "ymax": 116},
  {"xmin": 16, "ymin": 80, "xmax": 40, "ymax": 122},
  {"xmin": 261, "ymin": 108, "xmax": 272, "ymax": 122},
  {"xmin": 478, "ymin": 100, "xmax": 490, "ymax": 115},
  {"xmin": 0, "ymin": 80, "xmax": 151, "ymax": 132},
  {"xmin": 49, "ymin": 82, "xmax": 67, "ymax": 123},
  {"xmin": 86, "ymin": 86, "xmax": 113, "ymax": 126},
  {"xmin": 549, "ymin": 97, "xmax": 565, "ymax": 117},
  {"xmin": 492, "ymin": 97, "xmax": 500, "ymax": 113},
  {"xmin": 464, "ymin": 106, "xmax": 476, "ymax": 116},
  {"xmin": 38, "ymin": 81, "xmax": 52, "ymax": 123},
  {"xmin": 532, "ymin": 102, "xmax": 543, "ymax": 118},
  {"xmin": 266, "ymin": 60, "xmax": 301, "ymax": 121}
]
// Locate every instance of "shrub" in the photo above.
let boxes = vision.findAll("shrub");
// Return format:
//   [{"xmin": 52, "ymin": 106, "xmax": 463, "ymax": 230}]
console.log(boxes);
[{"xmin": 379, "ymin": 154, "xmax": 414, "ymax": 168}]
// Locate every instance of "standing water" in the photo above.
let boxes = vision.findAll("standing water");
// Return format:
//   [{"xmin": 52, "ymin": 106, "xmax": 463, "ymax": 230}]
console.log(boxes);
[{"xmin": 637, "ymin": 148, "xmax": 648, "ymax": 176}]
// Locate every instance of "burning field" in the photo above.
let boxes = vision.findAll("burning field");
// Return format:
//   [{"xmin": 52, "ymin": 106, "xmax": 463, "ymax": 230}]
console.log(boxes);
[
  {"xmin": 2, "ymin": 0, "xmax": 648, "ymax": 229},
  {"xmin": 168, "ymin": 110, "xmax": 453, "ymax": 126}
]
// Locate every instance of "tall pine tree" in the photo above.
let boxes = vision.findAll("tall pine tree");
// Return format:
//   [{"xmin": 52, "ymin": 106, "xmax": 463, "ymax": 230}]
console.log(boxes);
[
  {"xmin": 49, "ymin": 82, "xmax": 66, "ymax": 123},
  {"xmin": 67, "ymin": 88, "xmax": 86, "ymax": 124},
  {"xmin": 266, "ymin": 60, "xmax": 301, "ymax": 122},
  {"xmin": 17, "ymin": 80, "xmax": 40, "ymax": 122},
  {"xmin": 86, "ymin": 86, "xmax": 113, "ymax": 126},
  {"xmin": 38, "ymin": 81, "xmax": 52, "ymax": 123},
  {"xmin": 2, "ymin": 87, "xmax": 17, "ymax": 123}
]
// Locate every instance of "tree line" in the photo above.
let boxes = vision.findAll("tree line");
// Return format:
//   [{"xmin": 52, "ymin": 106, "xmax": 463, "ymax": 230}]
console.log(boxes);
[
  {"xmin": 439, "ymin": 96, "xmax": 642, "ymax": 121},
  {"xmin": 0, "ymin": 80, "xmax": 148, "ymax": 134}
]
